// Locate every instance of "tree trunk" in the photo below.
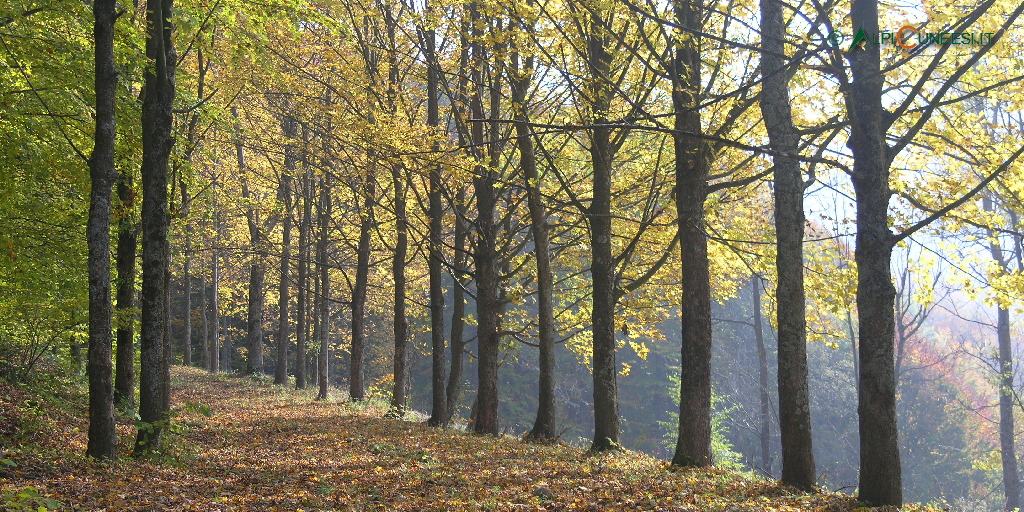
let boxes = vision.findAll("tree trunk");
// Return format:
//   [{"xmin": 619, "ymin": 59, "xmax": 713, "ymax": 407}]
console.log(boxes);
[
  {"xmin": 351, "ymin": 172, "xmax": 373, "ymax": 401},
  {"xmin": 86, "ymin": 0, "xmax": 118, "ymax": 460},
  {"xmin": 245, "ymin": 248, "xmax": 265, "ymax": 374},
  {"xmin": 511, "ymin": 46, "xmax": 556, "ymax": 440},
  {"xmin": 235, "ymin": 109, "xmax": 265, "ymax": 376},
  {"xmin": 670, "ymin": 0, "xmax": 713, "ymax": 467},
  {"xmin": 446, "ymin": 186, "xmax": 469, "ymax": 420},
  {"xmin": 210, "ymin": 213, "xmax": 221, "ymax": 373},
  {"xmin": 135, "ymin": 0, "xmax": 175, "ymax": 456},
  {"xmin": 296, "ymin": 169, "xmax": 312, "ymax": 389},
  {"xmin": 162, "ymin": 262, "xmax": 172, "ymax": 411},
  {"xmin": 275, "ymin": 161, "xmax": 294, "ymax": 385},
  {"xmin": 316, "ymin": 177, "xmax": 331, "ymax": 401},
  {"xmin": 200, "ymin": 257, "xmax": 209, "ymax": 370},
  {"xmin": 998, "ymin": 292, "xmax": 1019, "ymax": 510},
  {"xmin": 752, "ymin": 276, "xmax": 773, "ymax": 476},
  {"xmin": 179, "ymin": 46, "xmax": 206, "ymax": 371},
  {"xmin": 390, "ymin": 163, "xmax": 409, "ymax": 413},
  {"xmin": 759, "ymin": 0, "xmax": 815, "ymax": 488},
  {"xmin": 848, "ymin": 0, "xmax": 901, "ymax": 502},
  {"xmin": 424, "ymin": 16, "xmax": 449, "ymax": 427},
  {"xmin": 470, "ymin": 4, "xmax": 500, "ymax": 435},
  {"xmin": 114, "ymin": 171, "xmax": 137, "ymax": 406},
  {"xmin": 986, "ymin": 197, "xmax": 1020, "ymax": 511},
  {"xmin": 182, "ymin": 245, "xmax": 192, "ymax": 367},
  {"xmin": 586, "ymin": 8, "xmax": 619, "ymax": 452}
]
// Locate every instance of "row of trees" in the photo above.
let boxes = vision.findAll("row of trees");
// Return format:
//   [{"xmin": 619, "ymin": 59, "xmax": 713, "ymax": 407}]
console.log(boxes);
[{"xmin": 1, "ymin": 0, "xmax": 1022, "ymax": 507}]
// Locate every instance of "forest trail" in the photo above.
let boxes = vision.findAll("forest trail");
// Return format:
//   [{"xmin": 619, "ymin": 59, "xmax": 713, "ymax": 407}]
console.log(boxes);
[{"xmin": 3, "ymin": 367, "xmax": 871, "ymax": 511}]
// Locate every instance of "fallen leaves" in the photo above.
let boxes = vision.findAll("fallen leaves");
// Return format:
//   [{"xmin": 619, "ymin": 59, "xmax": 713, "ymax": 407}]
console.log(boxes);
[{"xmin": 0, "ymin": 368, "xmax": 938, "ymax": 511}]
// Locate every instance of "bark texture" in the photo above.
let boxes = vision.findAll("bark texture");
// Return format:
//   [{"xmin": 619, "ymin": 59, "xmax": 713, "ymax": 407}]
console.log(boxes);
[
  {"xmin": 114, "ymin": 171, "xmax": 137, "ymax": 407},
  {"xmin": 848, "ymin": 0, "xmax": 901, "ymax": 502},
  {"xmin": 759, "ymin": 0, "xmax": 815, "ymax": 488},
  {"xmin": 986, "ymin": 197, "xmax": 1020, "ymax": 511},
  {"xmin": 316, "ymin": 178, "xmax": 331, "ymax": 401},
  {"xmin": 391, "ymin": 163, "xmax": 409, "ymax": 413},
  {"xmin": 235, "ymin": 109, "xmax": 265, "ymax": 376},
  {"xmin": 512, "ymin": 46, "xmax": 556, "ymax": 440},
  {"xmin": 136, "ymin": 0, "xmax": 175, "ymax": 456},
  {"xmin": 86, "ymin": 0, "xmax": 118, "ymax": 460},
  {"xmin": 275, "ymin": 156, "xmax": 294, "ymax": 385},
  {"xmin": 295, "ymin": 170, "xmax": 312, "ymax": 389},
  {"xmin": 586, "ymin": 7, "xmax": 619, "ymax": 451},
  {"xmin": 350, "ymin": 174, "xmax": 373, "ymax": 401},
  {"xmin": 424, "ymin": 19, "xmax": 449, "ymax": 427},
  {"xmin": 672, "ymin": 0, "xmax": 712, "ymax": 467}
]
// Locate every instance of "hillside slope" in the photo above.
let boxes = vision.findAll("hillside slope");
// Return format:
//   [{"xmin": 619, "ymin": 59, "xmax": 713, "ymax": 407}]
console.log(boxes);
[{"xmin": 2, "ymin": 367, "xmax": 904, "ymax": 511}]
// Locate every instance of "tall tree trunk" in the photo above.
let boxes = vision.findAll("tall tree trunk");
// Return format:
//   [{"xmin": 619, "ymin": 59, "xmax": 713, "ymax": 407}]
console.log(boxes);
[
  {"xmin": 275, "ymin": 160, "xmax": 294, "ymax": 385},
  {"xmin": 135, "ymin": 0, "xmax": 175, "ymax": 456},
  {"xmin": 86, "ymin": 0, "xmax": 118, "ymax": 460},
  {"xmin": 759, "ymin": 0, "xmax": 815, "ymax": 488},
  {"xmin": 470, "ymin": 3, "xmax": 500, "ymax": 435},
  {"xmin": 351, "ymin": 173, "xmax": 374, "ymax": 401},
  {"xmin": 179, "ymin": 46, "xmax": 206, "ymax": 370},
  {"xmin": 512, "ymin": 46, "xmax": 556, "ymax": 440},
  {"xmin": 586, "ymin": 7, "xmax": 619, "ymax": 452},
  {"xmin": 316, "ymin": 177, "xmax": 332, "ymax": 401},
  {"xmin": 180, "ymin": 177, "xmax": 193, "ymax": 369},
  {"xmin": 848, "ymin": 0, "xmax": 901, "ymax": 502},
  {"xmin": 424, "ymin": 14, "xmax": 449, "ymax": 426},
  {"xmin": 182, "ymin": 244, "xmax": 192, "ymax": 367},
  {"xmin": 671, "ymin": 0, "xmax": 713, "ymax": 467},
  {"xmin": 998, "ymin": 285, "xmax": 1019, "ymax": 510},
  {"xmin": 210, "ymin": 208, "xmax": 221, "ymax": 373},
  {"xmin": 114, "ymin": 172, "xmax": 137, "ymax": 407},
  {"xmin": 444, "ymin": 30, "xmax": 473, "ymax": 424},
  {"xmin": 296, "ymin": 169, "xmax": 312, "ymax": 389},
  {"xmin": 986, "ymin": 197, "xmax": 1020, "ymax": 510},
  {"xmin": 162, "ymin": 262, "xmax": 172, "ymax": 411},
  {"xmin": 235, "ymin": 108, "xmax": 265, "ymax": 376},
  {"xmin": 446, "ymin": 187, "xmax": 469, "ymax": 419},
  {"xmin": 200, "ymin": 257, "xmax": 209, "ymax": 370},
  {"xmin": 752, "ymin": 276, "xmax": 773, "ymax": 476},
  {"xmin": 391, "ymin": 163, "xmax": 409, "ymax": 413}
]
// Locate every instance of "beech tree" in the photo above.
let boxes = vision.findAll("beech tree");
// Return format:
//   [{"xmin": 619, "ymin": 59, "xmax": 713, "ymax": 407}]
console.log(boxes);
[
  {"xmin": 136, "ymin": 0, "xmax": 176, "ymax": 454},
  {"xmin": 85, "ymin": 0, "xmax": 117, "ymax": 460},
  {"xmin": 759, "ymin": 0, "xmax": 815, "ymax": 488}
]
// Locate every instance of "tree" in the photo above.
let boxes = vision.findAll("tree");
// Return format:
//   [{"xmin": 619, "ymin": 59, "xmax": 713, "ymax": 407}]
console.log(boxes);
[
  {"xmin": 983, "ymin": 195, "xmax": 1021, "ymax": 510},
  {"xmin": 275, "ymin": 115, "xmax": 297, "ymax": 386},
  {"xmin": 295, "ymin": 162, "xmax": 312, "ymax": 389},
  {"xmin": 234, "ymin": 107, "xmax": 267, "ymax": 376},
  {"xmin": 136, "ymin": 0, "xmax": 176, "ymax": 455},
  {"xmin": 315, "ymin": 175, "xmax": 332, "ymax": 401},
  {"xmin": 583, "ymin": 0, "xmax": 622, "ymax": 451},
  {"xmin": 510, "ymin": 15, "xmax": 556, "ymax": 440},
  {"xmin": 114, "ymin": 170, "xmax": 138, "ymax": 406},
  {"xmin": 671, "ymin": 0, "xmax": 714, "ymax": 467},
  {"xmin": 421, "ymin": 0, "xmax": 448, "ymax": 426},
  {"xmin": 759, "ymin": 0, "xmax": 815, "ymax": 488},
  {"xmin": 85, "ymin": 0, "xmax": 118, "ymax": 460},
  {"xmin": 841, "ymin": 0, "xmax": 1024, "ymax": 501},
  {"xmin": 751, "ymin": 275, "xmax": 773, "ymax": 476}
]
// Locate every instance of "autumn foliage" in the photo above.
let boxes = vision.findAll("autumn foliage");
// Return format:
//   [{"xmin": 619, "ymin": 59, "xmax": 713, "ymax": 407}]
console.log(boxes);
[{"xmin": 0, "ymin": 366, "xmax": 929, "ymax": 511}]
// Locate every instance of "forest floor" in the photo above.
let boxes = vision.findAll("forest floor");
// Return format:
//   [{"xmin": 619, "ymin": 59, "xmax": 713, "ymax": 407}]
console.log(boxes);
[{"xmin": 1, "ymin": 366, "xmax": 925, "ymax": 511}]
